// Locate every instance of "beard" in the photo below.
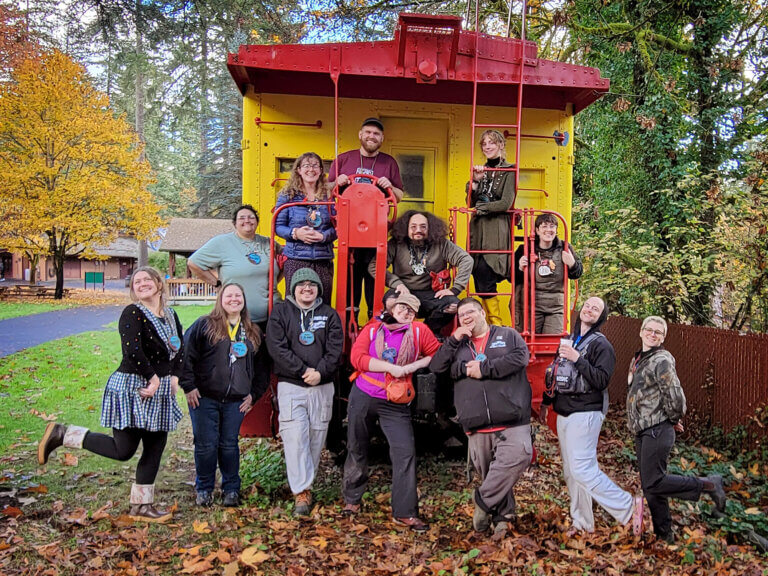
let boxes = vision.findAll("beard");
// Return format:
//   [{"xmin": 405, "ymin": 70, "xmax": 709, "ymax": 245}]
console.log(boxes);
[
  {"xmin": 408, "ymin": 236, "xmax": 426, "ymax": 247},
  {"xmin": 361, "ymin": 140, "xmax": 381, "ymax": 154}
]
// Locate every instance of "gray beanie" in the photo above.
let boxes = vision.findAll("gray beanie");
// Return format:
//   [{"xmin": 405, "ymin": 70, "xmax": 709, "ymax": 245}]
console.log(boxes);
[{"xmin": 290, "ymin": 268, "xmax": 322, "ymax": 297}]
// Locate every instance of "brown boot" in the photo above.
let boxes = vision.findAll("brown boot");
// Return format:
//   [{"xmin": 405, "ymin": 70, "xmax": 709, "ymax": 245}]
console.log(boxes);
[
  {"xmin": 38, "ymin": 423, "xmax": 88, "ymax": 465},
  {"xmin": 128, "ymin": 484, "xmax": 171, "ymax": 523}
]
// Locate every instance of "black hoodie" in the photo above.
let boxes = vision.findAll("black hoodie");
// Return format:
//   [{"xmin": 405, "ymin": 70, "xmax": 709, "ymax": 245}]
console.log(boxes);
[{"xmin": 541, "ymin": 302, "xmax": 615, "ymax": 415}]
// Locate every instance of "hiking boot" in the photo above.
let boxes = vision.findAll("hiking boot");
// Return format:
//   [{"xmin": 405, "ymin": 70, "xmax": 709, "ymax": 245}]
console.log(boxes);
[
  {"xmin": 128, "ymin": 504, "xmax": 172, "ymax": 523},
  {"xmin": 342, "ymin": 502, "xmax": 361, "ymax": 516},
  {"xmin": 223, "ymin": 492, "xmax": 240, "ymax": 507},
  {"xmin": 392, "ymin": 516, "xmax": 429, "ymax": 532},
  {"xmin": 38, "ymin": 423, "xmax": 65, "ymax": 465},
  {"xmin": 294, "ymin": 490, "xmax": 312, "ymax": 516},
  {"xmin": 472, "ymin": 489, "xmax": 491, "ymax": 532},
  {"xmin": 631, "ymin": 494, "xmax": 644, "ymax": 537},
  {"xmin": 493, "ymin": 521, "xmax": 509, "ymax": 535},
  {"xmin": 195, "ymin": 491, "xmax": 213, "ymax": 507},
  {"xmin": 704, "ymin": 475, "xmax": 726, "ymax": 512}
]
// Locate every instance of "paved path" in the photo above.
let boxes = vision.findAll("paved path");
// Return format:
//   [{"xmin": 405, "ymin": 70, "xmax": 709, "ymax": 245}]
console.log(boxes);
[{"xmin": 0, "ymin": 306, "xmax": 124, "ymax": 358}]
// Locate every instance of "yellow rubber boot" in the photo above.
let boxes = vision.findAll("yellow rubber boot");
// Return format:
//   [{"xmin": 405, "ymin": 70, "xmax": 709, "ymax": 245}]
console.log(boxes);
[{"xmin": 484, "ymin": 296, "xmax": 504, "ymax": 326}]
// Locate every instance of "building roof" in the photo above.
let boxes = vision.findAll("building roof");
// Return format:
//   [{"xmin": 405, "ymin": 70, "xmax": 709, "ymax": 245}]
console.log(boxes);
[
  {"xmin": 159, "ymin": 218, "xmax": 233, "ymax": 252},
  {"xmin": 228, "ymin": 13, "xmax": 609, "ymax": 113}
]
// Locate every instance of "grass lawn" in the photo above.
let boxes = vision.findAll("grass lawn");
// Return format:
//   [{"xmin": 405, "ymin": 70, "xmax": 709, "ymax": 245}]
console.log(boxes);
[
  {"xmin": 0, "ymin": 301, "xmax": 76, "ymax": 321},
  {"xmin": 1, "ymin": 304, "xmax": 766, "ymax": 575}
]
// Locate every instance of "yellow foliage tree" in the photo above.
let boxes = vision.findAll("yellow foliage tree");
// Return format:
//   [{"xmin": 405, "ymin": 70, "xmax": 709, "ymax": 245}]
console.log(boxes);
[{"xmin": 0, "ymin": 50, "xmax": 161, "ymax": 298}]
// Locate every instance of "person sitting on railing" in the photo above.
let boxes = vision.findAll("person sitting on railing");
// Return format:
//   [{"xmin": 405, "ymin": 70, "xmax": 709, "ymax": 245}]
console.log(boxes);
[
  {"xmin": 514, "ymin": 213, "xmax": 582, "ymax": 335},
  {"xmin": 370, "ymin": 210, "xmax": 474, "ymax": 336},
  {"xmin": 275, "ymin": 152, "xmax": 336, "ymax": 301},
  {"xmin": 187, "ymin": 204, "xmax": 281, "ymax": 333},
  {"xmin": 468, "ymin": 129, "xmax": 516, "ymax": 326}
]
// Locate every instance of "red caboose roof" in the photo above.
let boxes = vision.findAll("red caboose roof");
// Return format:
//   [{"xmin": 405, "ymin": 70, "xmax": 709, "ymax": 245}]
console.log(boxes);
[{"xmin": 228, "ymin": 13, "xmax": 609, "ymax": 112}]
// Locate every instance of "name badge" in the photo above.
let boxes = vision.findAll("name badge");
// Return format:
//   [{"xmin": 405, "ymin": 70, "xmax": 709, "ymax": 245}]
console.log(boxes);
[
  {"xmin": 169, "ymin": 335, "xmax": 181, "ymax": 351},
  {"xmin": 299, "ymin": 331, "xmax": 315, "ymax": 345},
  {"xmin": 232, "ymin": 341, "xmax": 248, "ymax": 357}
]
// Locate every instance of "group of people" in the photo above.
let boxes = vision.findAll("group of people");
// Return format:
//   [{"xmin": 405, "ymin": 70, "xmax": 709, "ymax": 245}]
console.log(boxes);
[{"xmin": 36, "ymin": 116, "xmax": 726, "ymax": 544}]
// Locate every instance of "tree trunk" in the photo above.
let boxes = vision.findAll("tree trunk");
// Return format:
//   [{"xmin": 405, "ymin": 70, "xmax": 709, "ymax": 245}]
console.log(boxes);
[{"xmin": 135, "ymin": 0, "xmax": 149, "ymax": 267}]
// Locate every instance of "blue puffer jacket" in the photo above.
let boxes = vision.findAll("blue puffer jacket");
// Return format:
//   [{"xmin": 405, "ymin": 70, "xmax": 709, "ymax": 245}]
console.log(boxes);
[{"xmin": 275, "ymin": 192, "xmax": 337, "ymax": 260}]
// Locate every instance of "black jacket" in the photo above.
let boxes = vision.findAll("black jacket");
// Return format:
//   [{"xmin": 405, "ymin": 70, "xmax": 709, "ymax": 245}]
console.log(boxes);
[
  {"xmin": 266, "ymin": 297, "xmax": 344, "ymax": 387},
  {"xmin": 429, "ymin": 326, "xmax": 531, "ymax": 432},
  {"xmin": 116, "ymin": 304, "xmax": 185, "ymax": 380},
  {"xmin": 542, "ymin": 306, "xmax": 615, "ymax": 415},
  {"xmin": 180, "ymin": 316, "xmax": 269, "ymax": 403}
]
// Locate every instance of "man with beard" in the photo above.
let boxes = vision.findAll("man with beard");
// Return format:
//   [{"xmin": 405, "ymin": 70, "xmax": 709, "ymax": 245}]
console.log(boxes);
[
  {"xmin": 329, "ymin": 118, "xmax": 404, "ymax": 320},
  {"xmin": 371, "ymin": 211, "xmax": 473, "ymax": 335},
  {"xmin": 539, "ymin": 296, "xmax": 643, "ymax": 536},
  {"xmin": 429, "ymin": 297, "xmax": 531, "ymax": 535}
]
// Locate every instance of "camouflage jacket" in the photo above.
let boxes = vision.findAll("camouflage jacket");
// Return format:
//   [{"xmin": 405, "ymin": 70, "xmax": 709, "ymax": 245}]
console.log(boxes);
[{"xmin": 626, "ymin": 348, "xmax": 686, "ymax": 435}]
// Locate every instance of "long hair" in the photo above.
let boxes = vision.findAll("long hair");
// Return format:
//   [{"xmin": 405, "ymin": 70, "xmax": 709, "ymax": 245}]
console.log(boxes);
[
  {"xmin": 391, "ymin": 210, "xmax": 449, "ymax": 245},
  {"xmin": 279, "ymin": 152, "xmax": 329, "ymax": 201},
  {"xmin": 203, "ymin": 283, "xmax": 262, "ymax": 347},
  {"xmin": 128, "ymin": 266, "xmax": 167, "ymax": 309}
]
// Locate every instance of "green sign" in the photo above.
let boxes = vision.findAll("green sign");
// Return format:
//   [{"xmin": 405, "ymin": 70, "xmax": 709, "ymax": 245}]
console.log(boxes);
[{"xmin": 84, "ymin": 272, "xmax": 104, "ymax": 283}]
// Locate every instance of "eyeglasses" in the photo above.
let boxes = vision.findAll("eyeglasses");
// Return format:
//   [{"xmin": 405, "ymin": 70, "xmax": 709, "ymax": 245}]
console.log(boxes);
[
  {"xmin": 236, "ymin": 216, "xmax": 257, "ymax": 221},
  {"xmin": 395, "ymin": 304, "xmax": 416, "ymax": 316},
  {"xmin": 296, "ymin": 281, "xmax": 318, "ymax": 289},
  {"xmin": 643, "ymin": 327, "xmax": 665, "ymax": 337},
  {"xmin": 300, "ymin": 163, "xmax": 322, "ymax": 170}
]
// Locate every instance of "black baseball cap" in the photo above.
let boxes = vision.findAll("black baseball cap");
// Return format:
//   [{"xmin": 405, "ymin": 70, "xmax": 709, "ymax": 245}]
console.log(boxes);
[{"xmin": 361, "ymin": 117, "xmax": 384, "ymax": 131}]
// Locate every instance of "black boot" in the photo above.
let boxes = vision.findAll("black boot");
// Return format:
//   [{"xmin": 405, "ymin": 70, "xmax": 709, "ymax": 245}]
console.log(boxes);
[{"xmin": 38, "ymin": 423, "xmax": 65, "ymax": 465}]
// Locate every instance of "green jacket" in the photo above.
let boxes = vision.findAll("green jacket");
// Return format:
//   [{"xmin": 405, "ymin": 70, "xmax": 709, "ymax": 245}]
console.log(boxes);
[
  {"xmin": 626, "ymin": 347, "xmax": 686, "ymax": 435},
  {"xmin": 467, "ymin": 160, "xmax": 516, "ymax": 278}
]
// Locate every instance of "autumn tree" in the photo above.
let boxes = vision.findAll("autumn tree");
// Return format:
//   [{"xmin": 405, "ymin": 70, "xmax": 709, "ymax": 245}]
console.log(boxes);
[{"xmin": 0, "ymin": 50, "xmax": 161, "ymax": 298}]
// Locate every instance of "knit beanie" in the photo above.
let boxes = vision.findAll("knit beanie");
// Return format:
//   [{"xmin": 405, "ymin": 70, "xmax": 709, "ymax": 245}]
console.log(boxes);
[{"xmin": 290, "ymin": 268, "xmax": 323, "ymax": 297}]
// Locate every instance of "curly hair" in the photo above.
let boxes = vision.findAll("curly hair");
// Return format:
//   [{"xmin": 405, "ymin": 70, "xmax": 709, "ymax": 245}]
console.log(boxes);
[
  {"xmin": 391, "ymin": 210, "xmax": 449, "ymax": 245},
  {"xmin": 279, "ymin": 152, "xmax": 330, "ymax": 201}
]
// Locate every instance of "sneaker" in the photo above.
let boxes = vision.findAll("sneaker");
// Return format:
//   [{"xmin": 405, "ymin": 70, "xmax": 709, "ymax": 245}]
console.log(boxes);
[
  {"xmin": 342, "ymin": 502, "xmax": 361, "ymax": 516},
  {"xmin": 705, "ymin": 475, "xmax": 726, "ymax": 512},
  {"xmin": 294, "ymin": 490, "xmax": 312, "ymax": 516},
  {"xmin": 472, "ymin": 489, "xmax": 491, "ymax": 532},
  {"xmin": 631, "ymin": 495, "xmax": 644, "ymax": 537},
  {"xmin": 392, "ymin": 516, "xmax": 429, "ymax": 532},
  {"xmin": 195, "ymin": 491, "xmax": 213, "ymax": 507},
  {"xmin": 223, "ymin": 491, "xmax": 240, "ymax": 507}
]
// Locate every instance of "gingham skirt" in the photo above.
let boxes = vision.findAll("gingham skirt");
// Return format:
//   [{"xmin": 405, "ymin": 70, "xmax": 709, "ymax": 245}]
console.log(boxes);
[{"xmin": 100, "ymin": 371, "xmax": 183, "ymax": 432}]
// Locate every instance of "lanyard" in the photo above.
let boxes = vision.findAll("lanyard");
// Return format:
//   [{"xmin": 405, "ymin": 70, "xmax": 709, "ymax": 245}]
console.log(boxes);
[
  {"xmin": 300, "ymin": 309, "xmax": 315, "ymax": 333},
  {"xmin": 227, "ymin": 320, "xmax": 241, "ymax": 342},
  {"xmin": 469, "ymin": 331, "xmax": 490, "ymax": 360}
]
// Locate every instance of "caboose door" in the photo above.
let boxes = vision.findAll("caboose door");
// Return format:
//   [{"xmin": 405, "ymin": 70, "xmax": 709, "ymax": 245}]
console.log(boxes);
[{"xmin": 380, "ymin": 117, "xmax": 449, "ymax": 221}]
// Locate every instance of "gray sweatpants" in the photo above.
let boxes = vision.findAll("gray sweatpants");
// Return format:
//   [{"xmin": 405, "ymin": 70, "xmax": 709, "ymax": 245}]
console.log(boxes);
[{"xmin": 469, "ymin": 424, "xmax": 532, "ymax": 522}]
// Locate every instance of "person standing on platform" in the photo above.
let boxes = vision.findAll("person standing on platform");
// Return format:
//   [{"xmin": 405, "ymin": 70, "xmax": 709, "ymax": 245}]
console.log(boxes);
[
  {"xmin": 188, "ymin": 204, "xmax": 280, "ymax": 333},
  {"xmin": 468, "ymin": 129, "xmax": 516, "ymax": 325},
  {"xmin": 329, "ymin": 118, "xmax": 404, "ymax": 320},
  {"xmin": 275, "ymin": 152, "xmax": 336, "ymax": 301}
]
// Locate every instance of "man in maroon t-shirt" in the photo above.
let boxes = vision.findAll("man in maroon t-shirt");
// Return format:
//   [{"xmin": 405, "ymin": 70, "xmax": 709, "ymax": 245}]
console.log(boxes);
[{"xmin": 329, "ymin": 118, "xmax": 404, "ymax": 319}]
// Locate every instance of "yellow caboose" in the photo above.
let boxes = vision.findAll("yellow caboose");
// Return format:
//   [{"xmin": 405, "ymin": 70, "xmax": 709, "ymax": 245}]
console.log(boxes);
[{"xmin": 227, "ymin": 12, "xmax": 609, "ymax": 437}]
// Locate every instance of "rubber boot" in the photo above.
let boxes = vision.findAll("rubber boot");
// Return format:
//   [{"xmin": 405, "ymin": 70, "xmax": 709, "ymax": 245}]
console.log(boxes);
[
  {"xmin": 128, "ymin": 484, "xmax": 172, "ymax": 523},
  {"xmin": 484, "ymin": 296, "xmax": 504, "ymax": 326},
  {"xmin": 38, "ymin": 423, "xmax": 88, "ymax": 465}
]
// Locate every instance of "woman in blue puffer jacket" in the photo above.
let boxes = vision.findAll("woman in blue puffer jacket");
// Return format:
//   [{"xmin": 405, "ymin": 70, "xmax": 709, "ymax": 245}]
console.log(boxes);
[{"xmin": 275, "ymin": 152, "xmax": 337, "ymax": 301}]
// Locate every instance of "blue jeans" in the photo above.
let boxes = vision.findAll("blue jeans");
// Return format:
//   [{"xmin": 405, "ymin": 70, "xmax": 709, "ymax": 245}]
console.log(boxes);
[{"xmin": 190, "ymin": 396, "xmax": 245, "ymax": 493}]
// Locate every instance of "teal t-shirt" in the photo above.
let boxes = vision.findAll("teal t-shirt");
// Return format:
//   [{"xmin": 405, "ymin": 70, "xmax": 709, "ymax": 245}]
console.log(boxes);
[{"xmin": 188, "ymin": 232, "xmax": 281, "ymax": 323}]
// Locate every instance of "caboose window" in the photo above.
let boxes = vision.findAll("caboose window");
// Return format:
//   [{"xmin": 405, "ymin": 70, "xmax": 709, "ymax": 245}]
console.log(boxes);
[{"xmin": 398, "ymin": 154, "xmax": 425, "ymax": 199}]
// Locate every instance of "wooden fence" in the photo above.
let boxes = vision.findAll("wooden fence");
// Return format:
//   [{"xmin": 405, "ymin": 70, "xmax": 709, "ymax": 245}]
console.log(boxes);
[
  {"xmin": 167, "ymin": 279, "xmax": 217, "ymax": 301},
  {"xmin": 602, "ymin": 316, "xmax": 768, "ymax": 437}
]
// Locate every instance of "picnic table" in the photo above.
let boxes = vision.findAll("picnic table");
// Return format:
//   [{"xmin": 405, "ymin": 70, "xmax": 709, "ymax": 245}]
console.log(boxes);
[{"xmin": 0, "ymin": 285, "xmax": 70, "ymax": 299}]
